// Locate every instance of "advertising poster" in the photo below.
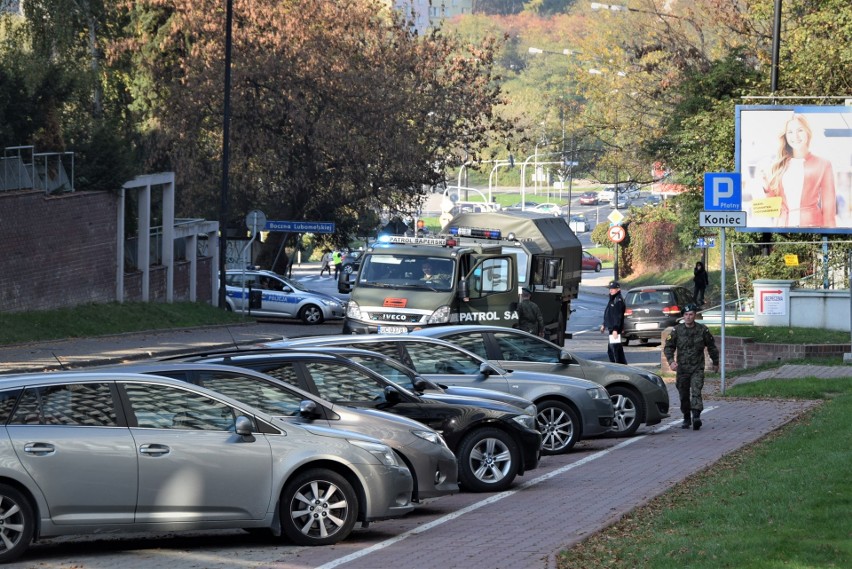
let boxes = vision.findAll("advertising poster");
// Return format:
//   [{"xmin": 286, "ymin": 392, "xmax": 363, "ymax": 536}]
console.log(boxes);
[{"xmin": 735, "ymin": 105, "xmax": 852, "ymax": 234}]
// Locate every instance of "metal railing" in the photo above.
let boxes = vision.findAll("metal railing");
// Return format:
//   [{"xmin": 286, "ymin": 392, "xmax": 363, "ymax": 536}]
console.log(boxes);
[{"xmin": 1, "ymin": 146, "xmax": 75, "ymax": 194}]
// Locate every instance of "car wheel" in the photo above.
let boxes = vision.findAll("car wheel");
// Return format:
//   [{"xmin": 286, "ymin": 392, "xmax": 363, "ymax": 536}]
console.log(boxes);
[
  {"xmin": 608, "ymin": 386, "xmax": 643, "ymax": 437},
  {"xmin": 0, "ymin": 484, "xmax": 34, "ymax": 563},
  {"xmin": 457, "ymin": 427, "xmax": 519, "ymax": 492},
  {"xmin": 299, "ymin": 304, "xmax": 324, "ymax": 325},
  {"xmin": 536, "ymin": 400, "xmax": 580, "ymax": 455},
  {"xmin": 280, "ymin": 468, "xmax": 358, "ymax": 546},
  {"xmin": 343, "ymin": 264, "xmax": 355, "ymax": 274},
  {"xmin": 594, "ymin": 263, "xmax": 602, "ymax": 272}
]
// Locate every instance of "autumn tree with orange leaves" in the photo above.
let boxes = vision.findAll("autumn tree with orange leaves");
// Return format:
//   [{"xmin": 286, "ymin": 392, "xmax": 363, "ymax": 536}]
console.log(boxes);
[{"xmin": 115, "ymin": 0, "xmax": 512, "ymax": 241}]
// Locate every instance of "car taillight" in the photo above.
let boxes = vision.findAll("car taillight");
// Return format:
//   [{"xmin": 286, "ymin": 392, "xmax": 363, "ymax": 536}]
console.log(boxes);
[
  {"xmin": 624, "ymin": 308, "xmax": 633, "ymax": 316},
  {"xmin": 662, "ymin": 305, "xmax": 680, "ymax": 315}
]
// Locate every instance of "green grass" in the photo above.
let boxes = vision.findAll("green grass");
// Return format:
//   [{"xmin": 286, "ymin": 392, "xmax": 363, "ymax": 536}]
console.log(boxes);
[
  {"xmin": 559, "ymin": 375, "xmax": 852, "ymax": 569},
  {"xmin": 0, "ymin": 302, "xmax": 246, "ymax": 345},
  {"xmin": 705, "ymin": 325, "xmax": 852, "ymax": 344}
]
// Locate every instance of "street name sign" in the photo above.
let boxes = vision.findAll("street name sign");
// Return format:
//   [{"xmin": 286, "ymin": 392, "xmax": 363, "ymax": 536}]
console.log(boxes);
[
  {"xmin": 699, "ymin": 210, "xmax": 747, "ymax": 227},
  {"xmin": 265, "ymin": 221, "xmax": 335, "ymax": 233}
]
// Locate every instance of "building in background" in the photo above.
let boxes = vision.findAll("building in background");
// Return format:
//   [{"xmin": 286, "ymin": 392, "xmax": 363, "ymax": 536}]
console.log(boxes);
[{"xmin": 389, "ymin": 0, "xmax": 472, "ymax": 34}]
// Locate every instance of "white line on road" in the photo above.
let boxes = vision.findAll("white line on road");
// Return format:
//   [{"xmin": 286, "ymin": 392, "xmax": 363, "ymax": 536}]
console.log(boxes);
[{"xmin": 316, "ymin": 407, "xmax": 717, "ymax": 569}]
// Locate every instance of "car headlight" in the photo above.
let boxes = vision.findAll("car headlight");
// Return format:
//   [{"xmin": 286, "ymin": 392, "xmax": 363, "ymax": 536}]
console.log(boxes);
[
  {"xmin": 320, "ymin": 298, "xmax": 341, "ymax": 307},
  {"xmin": 523, "ymin": 403, "xmax": 537, "ymax": 417},
  {"xmin": 512, "ymin": 414, "xmax": 536, "ymax": 430},
  {"xmin": 348, "ymin": 439, "xmax": 398, "ymax": 466},
  {"xmin": 587, "ymin": 386, "xmax": 610, "ymax": 400},
  {"xmin": 412, "ymin": 429, "xmax": 449, "ymax": 448},
  {"xmin": 427, "ymin": 305, "xmax": 452, "ymax": 324},
  {"xmin": 346, "ymin": 300, "xmax": 363, "ymax": 319},
  {"xmin": 641, "ymin": 373, "xmax": 666, "ymax": 388}
]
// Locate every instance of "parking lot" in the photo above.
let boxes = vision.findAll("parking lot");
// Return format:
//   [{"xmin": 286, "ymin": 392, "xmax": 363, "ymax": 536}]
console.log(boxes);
[{"xmin": 2, "ymin": 380, "xmax": 815, "ymax": 569}]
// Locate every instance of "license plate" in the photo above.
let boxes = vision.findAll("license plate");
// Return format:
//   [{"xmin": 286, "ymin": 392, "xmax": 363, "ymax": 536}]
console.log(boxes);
[
  {"xmin": 378, "ymin": 326, "xmax": 408, "ymax": 335},
  {"xmin": 636, "ymin": 323, "xmax": 659, "ymax": 330}
]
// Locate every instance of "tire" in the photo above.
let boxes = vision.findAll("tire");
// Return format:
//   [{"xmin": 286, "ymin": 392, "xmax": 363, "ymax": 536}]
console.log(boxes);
[
  {"xmin": 594, "ymin": 263, "xmax": 601, "ymax": 272},
  {"xmin": 608, "ymin": 386, "xmax": 644, "ymax": 437},
  {"xmin": 299, "ymin": 304, "xmax": 324, "ymax": 325},
  {"xmin": 343, "ymin": 264, "xmax": 355, "ymax": 275},
  {"xmin": 536, "ymin": 400, "xmax": 580, "ymax": 455},
  {"xmin": 280, "ymin": 468, "xmax": 358, "ymax": 546},
  {"xmin": 457, "ymin": 427, "xmax": 520, "ymax": 492},
  {"xmin": 0, "ymin": 484, "xmax": 34, "ymax": 563}
]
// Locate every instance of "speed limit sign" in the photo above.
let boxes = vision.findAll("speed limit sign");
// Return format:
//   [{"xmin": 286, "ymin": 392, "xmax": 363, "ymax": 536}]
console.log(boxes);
[{"xmin": 608, "ymin": 225, "xmax": 626, "ymax": 243}]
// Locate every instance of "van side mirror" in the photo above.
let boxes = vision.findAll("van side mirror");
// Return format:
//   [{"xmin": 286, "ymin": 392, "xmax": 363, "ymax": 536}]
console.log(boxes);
[{"xmin": 458, "ymin": 278, "xmax": 470, "ymax": 301}]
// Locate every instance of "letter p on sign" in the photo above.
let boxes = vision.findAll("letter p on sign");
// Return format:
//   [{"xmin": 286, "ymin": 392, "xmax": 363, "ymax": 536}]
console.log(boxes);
[{"xmin": 704, "ymin": 173, "xmax": 742, "ymax": 211}]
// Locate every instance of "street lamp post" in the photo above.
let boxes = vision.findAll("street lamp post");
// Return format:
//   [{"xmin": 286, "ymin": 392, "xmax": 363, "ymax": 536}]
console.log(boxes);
[
  {"xmin": 218, "ymin": 0, "xmax": 233, "ymax": 309},
  {"xmin": 590, "ymin": 2, "xmax": 705, "ymax": 53}
]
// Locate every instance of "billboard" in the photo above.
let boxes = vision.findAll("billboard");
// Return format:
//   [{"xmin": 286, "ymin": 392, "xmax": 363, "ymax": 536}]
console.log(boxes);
[{"xmin": 735, "ymin": 105, "xmax": 852, "ymax": 234}]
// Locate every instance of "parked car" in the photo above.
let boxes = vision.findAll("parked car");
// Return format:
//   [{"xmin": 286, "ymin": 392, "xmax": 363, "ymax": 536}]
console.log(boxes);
[
  {"xmin": 609, "ymin": 193, "xmax": 631, "ymax": 209},
  {"xmin": 505, "ymin": 201, "xmax": 540, "ymax": 211},
  {"xmin": 597, "ymin": 187, "xmax": 616, "ymax": 203},
  {"xmin": 0, "ymin": 371, "xmax": 414, "ymax": 561},
  {"xmin": 225, "ymin": 268, "xmax": 344, "ymax": 324},
  {"xmin": 578, "ymin": 191, "xmax": 599, "ymax": 206},
  {"xmin": 568, "ymin": 214, "xmax": 588, "ymax": 233},
  {"xmin": 102, "ymin": 361, "xmax": 459, "ymax": 502},
  {"xmin": 263, "ymin": 335, "xmax": 615, "ymax": 455},
  {"xmin": 582, "ymin": 250, "xmax": 602, "ymax": 272},
  {"xmin": 622, "ymin": 285, "xmax": 700, "ymax": 345},
  {"xmin": 181, "ymin": 350, "xmax": 542, "ymax": 492},
  {"xmin": 530, "ymin": 203, "xmax": 562, "ymax": 216},
  {"xmin": 338, "ymin": 251, "xmax": 362, "ymax": 294},
  {"xmin": 407, "ymin": 326, "xmax": 670, "ymax": 437}
]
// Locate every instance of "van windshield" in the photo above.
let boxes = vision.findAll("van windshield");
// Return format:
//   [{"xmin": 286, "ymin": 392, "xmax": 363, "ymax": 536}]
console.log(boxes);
[{"xmin": 358, "ymin": 254, "xmax": 455, "ymax": 292}]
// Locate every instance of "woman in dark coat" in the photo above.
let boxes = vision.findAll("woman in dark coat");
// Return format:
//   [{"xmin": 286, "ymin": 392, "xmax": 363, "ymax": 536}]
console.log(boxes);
[{"xmin": 693, "ymin": 261, "xmax": 709, "ymax": 305}]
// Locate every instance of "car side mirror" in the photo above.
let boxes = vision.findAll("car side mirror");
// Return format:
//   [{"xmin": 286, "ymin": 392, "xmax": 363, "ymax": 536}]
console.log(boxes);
[
  {"xmin": 234, "ymin": 415, "xmax": 256, "ymax": 442},
  {"xmin": 559, "ymin": 349, "xmax": 575, "ymax": 364},
  {"xmin": 412, "ymin": 378, "xmax": 429, "ymax": 393},
  {"xmin": 479, "ymin": 362, "xmax": 497, "ymax": 376},
  {"xmin": 282, "ymin": 286, "xmax": 293, "ymax": 293},
  {"xmin": 384, "ymin": 386, "xmax": 401, "ymax": 404},
  {"xmin": 299, "ymin": 399, "xmax": 320, "ymax": 418}
]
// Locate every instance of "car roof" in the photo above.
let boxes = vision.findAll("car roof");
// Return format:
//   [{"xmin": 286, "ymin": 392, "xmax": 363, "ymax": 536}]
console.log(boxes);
[{"xmin": 625, "ymin": 284, "xmax": 681, "ymax": 292}]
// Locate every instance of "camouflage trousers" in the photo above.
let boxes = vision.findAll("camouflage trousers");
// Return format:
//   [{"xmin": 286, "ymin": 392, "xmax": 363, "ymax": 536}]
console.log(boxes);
[{"xmin": 675, "ymin": 368, "xmax": 705, "ymax": 413}]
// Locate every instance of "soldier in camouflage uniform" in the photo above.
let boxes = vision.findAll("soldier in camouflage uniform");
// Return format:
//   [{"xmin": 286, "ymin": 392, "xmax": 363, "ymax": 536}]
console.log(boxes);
[
  {"xmin": 517, "ymin": 288, "xmax": 545, "ymax": 337},
  {"xmin": 663, "ymin": 304, "xmax": 719, "ymax": 430}
]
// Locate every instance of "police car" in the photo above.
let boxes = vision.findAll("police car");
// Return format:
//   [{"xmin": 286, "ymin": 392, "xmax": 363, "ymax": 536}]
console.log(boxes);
[{"xmin": 225, "ymin": 269, "xmax": 345, "ymax": 324}]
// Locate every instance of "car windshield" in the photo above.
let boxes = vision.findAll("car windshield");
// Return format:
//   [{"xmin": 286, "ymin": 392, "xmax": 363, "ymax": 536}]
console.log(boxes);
[
  {"xmin": 626, "ymin": 290, "xmax": 671, "ymax": 305},
  {"xmin": 358, "ymin": 254, "xmax": 455, "ymax": 291}
]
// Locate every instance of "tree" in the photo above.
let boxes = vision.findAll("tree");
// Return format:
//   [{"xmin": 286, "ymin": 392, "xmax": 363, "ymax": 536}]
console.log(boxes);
[{"xmin": 118, "ymin": 0, "xmax": 513, "ymax": 244}]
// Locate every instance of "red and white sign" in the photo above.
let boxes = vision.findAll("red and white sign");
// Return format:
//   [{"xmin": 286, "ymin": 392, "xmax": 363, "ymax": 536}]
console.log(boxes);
[
  {"xmin": 758, "ymin": 289, "xmax": 785, "ymax": 316},
  {"xmin": 608, "ymin": 225, "xmax": 626, "ymax": 243}
]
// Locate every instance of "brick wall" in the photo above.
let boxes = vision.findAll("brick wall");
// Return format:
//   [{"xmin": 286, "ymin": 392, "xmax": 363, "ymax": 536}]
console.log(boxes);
[
  {"xmin": 1, "ymin": 190, "xmax": 214, "ymax": 312},
  {"xmin": 660, "ymin": 327, "xmax": 851, "ymax": 372},
  {"xmin": 0, "ymin": 190, "xmax": 117, "ymax": 312}
]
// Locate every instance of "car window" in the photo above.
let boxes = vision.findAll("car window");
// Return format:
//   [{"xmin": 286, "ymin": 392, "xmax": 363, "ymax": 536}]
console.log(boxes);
[
  {"xmin": 439, "ymin": 332, "xmax": 488, "ymax": 360},
  {"xmin": 252, "ymin": 362, "xmax": 302, "ymax": 389},
  {"xmin": 345, "ymin": 355, "xmax": 412, "ymax": 387},
  {"xmin": 9, "ymin": 383, "xmax": 118, "ymax": 427},
  {"xmin": 302, "ymin": 361, "xmax": 387, "ymax": 402},
  {"xmin": 124, "ymin": 383, "xmax": 236, "ymax": 432},
  {"xmin": 0, "ymin": 389, "xmax": 22, "ymax": 423},
  {"xmin": 198, "ymin": 371, "xmax": 303, "ymax": 417},
  {"xmin": 402, "ymin": 342, "xmax": 481, "ymax": 375},
  {"xmin": 493, "ymin": 332, "xmax": 560, "ymax": 363}
]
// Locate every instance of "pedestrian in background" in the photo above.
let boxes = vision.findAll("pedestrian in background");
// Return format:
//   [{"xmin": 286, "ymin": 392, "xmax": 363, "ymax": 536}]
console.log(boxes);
[
  {"xmin": 517, "ymin": 288, "xmax": 545, "ymax": 337},
  {"xmin": 332, "ymin": 250, "xmax": 343, "ymax": 279},
  {"xmin": 600, "ymin": 280, "xmax": 627, "ymax": 364},
  {"xmin": 693, "ymin": 261, "xmax": 709, "ymax": 306},
  {"xmin": 664, "ymin": 304, "xmax": 719, "ymax": 431},
  {"xmin": 319, "ymin": 249, "xmax": 332, "ymax": 277}
]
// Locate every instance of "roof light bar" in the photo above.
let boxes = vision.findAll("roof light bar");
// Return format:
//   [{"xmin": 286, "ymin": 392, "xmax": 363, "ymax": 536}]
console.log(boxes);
[{"xmin": 448, "ymin": 226, "xmax": 502, "ymax": 240}]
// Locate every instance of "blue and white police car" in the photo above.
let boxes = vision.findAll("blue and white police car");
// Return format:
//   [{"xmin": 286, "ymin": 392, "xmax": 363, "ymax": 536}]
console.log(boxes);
[{"xmin": 225, "ymin": 269, "xmax": 345, "ymax": 324}]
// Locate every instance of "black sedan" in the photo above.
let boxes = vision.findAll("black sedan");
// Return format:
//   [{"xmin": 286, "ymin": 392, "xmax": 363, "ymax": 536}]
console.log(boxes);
[
  {"xmin": 622, "ymin": 284, "xmax": 699, "ymax": 345},
  {"xmin": 179, "ymin": 350, "xmax": 542, "ymax": 492}
]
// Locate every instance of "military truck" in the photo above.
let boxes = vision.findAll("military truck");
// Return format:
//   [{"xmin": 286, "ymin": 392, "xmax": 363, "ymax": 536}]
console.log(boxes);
[{"xmin": 343, "ymin": 211, "xmax": 582, "ymax": 343}]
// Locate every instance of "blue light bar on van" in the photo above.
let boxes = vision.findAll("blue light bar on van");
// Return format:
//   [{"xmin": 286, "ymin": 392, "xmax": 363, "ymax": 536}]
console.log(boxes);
[{"xmin": 449, "ymin": 226, "xmax": 502, "ymax": 240}]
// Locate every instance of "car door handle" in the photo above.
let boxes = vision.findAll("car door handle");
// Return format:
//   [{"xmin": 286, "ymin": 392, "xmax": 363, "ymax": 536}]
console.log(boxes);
[
  {"xmin": 23, "ymin": 442, "xmax": 55, "ymax": 456},
  {"xmin": 139, "ymin": 444, "xmax": 170, "ymax": 456}
]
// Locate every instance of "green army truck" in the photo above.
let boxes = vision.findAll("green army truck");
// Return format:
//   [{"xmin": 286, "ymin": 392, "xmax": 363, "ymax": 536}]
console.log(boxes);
[{"xmin": 343, "ymin": 211, "xmax": 583, "ymax": 343}]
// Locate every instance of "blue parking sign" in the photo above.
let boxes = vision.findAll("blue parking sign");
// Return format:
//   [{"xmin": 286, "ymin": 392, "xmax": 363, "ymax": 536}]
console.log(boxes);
[{"xmin": 704, "ymin": 173, "xmax": 742, "ymax": 211}]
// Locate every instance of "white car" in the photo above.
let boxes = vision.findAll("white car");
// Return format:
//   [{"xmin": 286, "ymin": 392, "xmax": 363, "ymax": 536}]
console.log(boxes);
[
  {"xmin": 225, "ymin": 269, "xmax": 345, "ymax": 324},
  {"xmin": 597, "ymin": 187, "xmax": 616, "ymax": 203},
  {"xmin": 530, "ymin": 203, "xmax": 562, "ymax": 216}
]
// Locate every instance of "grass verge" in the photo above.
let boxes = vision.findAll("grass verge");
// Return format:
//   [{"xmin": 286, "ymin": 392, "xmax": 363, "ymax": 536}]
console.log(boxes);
[
  {"xmin": 558, "ymin": 375, "xmax": 852, "ymax": 569},
  {"xmin": 0, "ymin": 302, "xmax": 247, "ymax": 345}
]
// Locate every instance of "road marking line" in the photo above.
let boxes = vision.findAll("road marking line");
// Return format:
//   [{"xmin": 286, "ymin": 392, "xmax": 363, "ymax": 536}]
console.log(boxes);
[{"xmin": 316, "ymin": 407, "xmax": 717, "ymax": 569}]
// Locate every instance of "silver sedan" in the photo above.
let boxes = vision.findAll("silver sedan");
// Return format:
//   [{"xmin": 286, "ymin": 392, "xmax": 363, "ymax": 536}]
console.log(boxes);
[{"xmin": 0, "ymin": 372, "xmax": 413, "ymax": 563}]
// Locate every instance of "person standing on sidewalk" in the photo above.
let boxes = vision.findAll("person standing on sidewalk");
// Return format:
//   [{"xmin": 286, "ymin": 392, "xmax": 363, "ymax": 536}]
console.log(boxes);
[
  {"xmin": 517, "ymin": 288, "xmax": 545, "ymax": 337},
  {"xmin": 664, "ymin": 304, "xmax": 719, "ymax": 430},
  {"xmin": 693, "ymin": 261, "xmax": 709, "ymax": 305},
  {"xmin": 600, "ymin": 281, "xmax": 628, "ymax": 364}
]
